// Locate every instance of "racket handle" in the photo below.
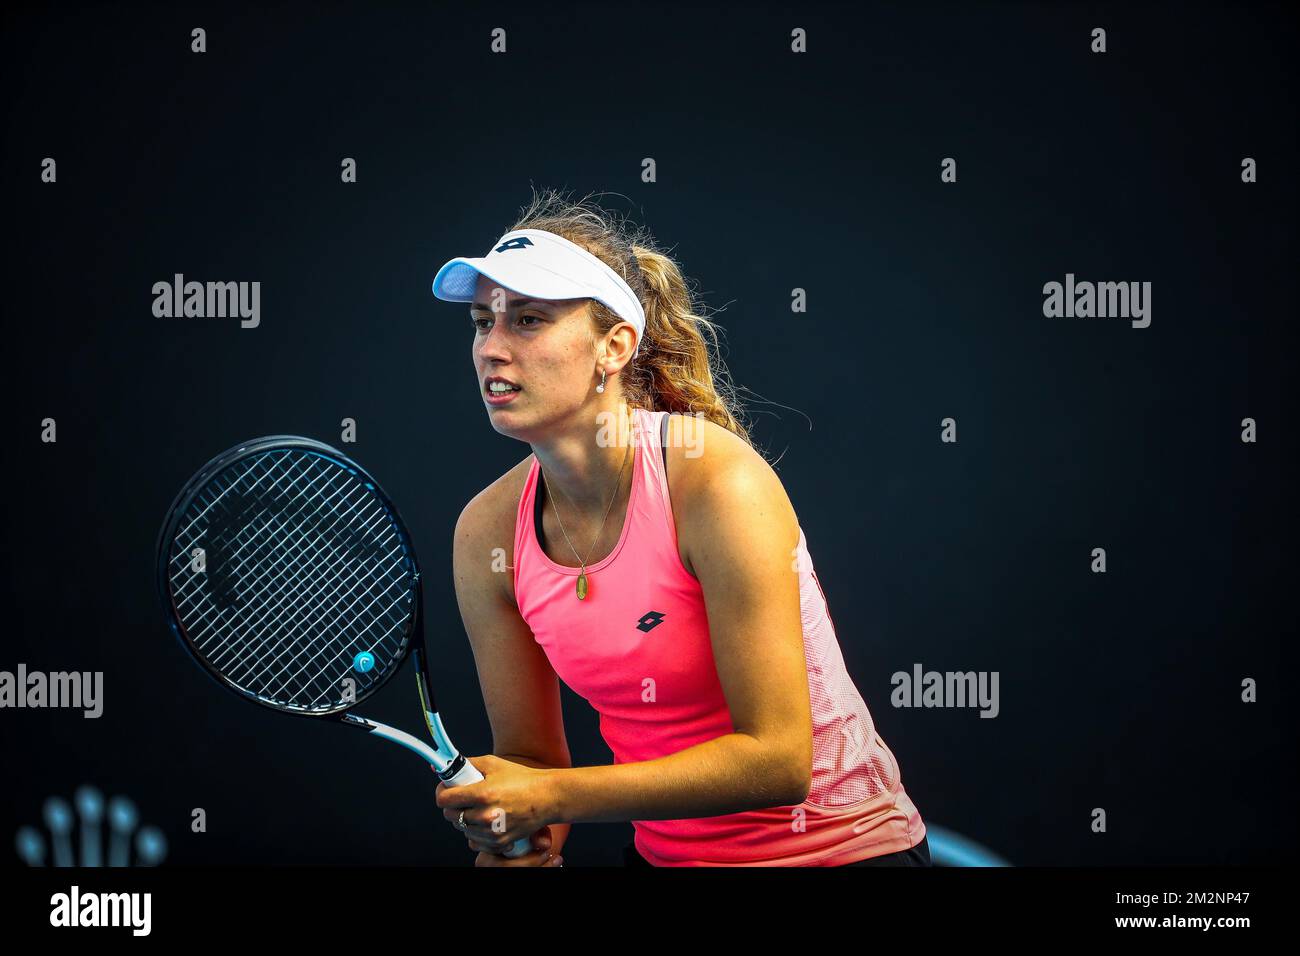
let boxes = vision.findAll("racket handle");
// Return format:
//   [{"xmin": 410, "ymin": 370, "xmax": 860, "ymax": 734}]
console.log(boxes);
[
  {"xmin": 443, "ymin": 760, "xmax": 534, "ymax": 858},
  {"xmin": 345, "ymin": 715, "xmax": 534, "ymax": 858}
]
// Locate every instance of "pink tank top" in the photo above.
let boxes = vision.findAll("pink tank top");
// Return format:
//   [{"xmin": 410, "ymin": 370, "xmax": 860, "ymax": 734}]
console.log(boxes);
[{"xmin": 512, "ymin": 407, "xmax": 926, "ymax": 866}]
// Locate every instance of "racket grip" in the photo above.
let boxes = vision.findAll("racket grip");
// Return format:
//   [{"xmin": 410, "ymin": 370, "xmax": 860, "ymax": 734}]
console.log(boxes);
[{"xmin": 444, "ymin": 760, "xmax": 534, "ymax": 859}]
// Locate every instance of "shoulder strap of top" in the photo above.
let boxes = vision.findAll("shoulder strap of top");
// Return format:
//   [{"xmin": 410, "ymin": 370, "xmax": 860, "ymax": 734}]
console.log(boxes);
[
  {"xmin": 660, "ymin": 411, "xmax": 671, "ymax": 472},
  {"xmin": 532, "ymin": 456, "xmax": 546, "ymax": 544},
  {"xmin": 535, "ymin": 411, "xmax": 667, "ymax": 546}
]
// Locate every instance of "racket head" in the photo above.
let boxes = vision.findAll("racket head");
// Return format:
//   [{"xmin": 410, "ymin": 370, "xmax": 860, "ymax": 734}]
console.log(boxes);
[{"xmin": 156, "ymin": 436, "xmax": 423, "ymax": 717}]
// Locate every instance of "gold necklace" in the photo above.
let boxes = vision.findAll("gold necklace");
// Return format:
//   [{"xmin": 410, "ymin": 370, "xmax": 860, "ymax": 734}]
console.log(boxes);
[{"xmin": 543, "ymin": 427, "xmax": 633, "ymax": 600}]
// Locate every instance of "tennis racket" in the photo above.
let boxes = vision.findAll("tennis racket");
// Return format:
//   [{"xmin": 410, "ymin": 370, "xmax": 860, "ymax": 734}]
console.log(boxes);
[{"xmin": 155, "ymin": 435, "xmax": 530, "ymax": 858}]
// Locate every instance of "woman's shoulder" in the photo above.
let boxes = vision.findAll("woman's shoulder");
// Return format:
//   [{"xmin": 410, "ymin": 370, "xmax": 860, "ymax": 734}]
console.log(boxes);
[
  {"xmin": 659, "ymin": 412, "xmax": 799, "ymax": 582},
  {"xmin": 453, "ymin": 454, "xmax": 535, "ymax": 564},
  {"xmin": 662, "ymin": 413, "xmax": 769, "ymax": 488},
  {"xmin": 460, "ymin": 455, "xmax": 535, "ymax": 528},
  {"xmin": 661, "ymin": 413, "xmax": 788, "ymax": 523}
]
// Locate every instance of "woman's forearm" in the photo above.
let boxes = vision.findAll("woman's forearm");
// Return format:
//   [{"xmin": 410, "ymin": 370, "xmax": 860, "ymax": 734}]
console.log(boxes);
[
  {"xmin": 551, "ymin": 733, "xmax": 806, "ymax": 825},
  {"xmin": 496, "ymin": 752, "xmax": 572, "ymax": 855}
]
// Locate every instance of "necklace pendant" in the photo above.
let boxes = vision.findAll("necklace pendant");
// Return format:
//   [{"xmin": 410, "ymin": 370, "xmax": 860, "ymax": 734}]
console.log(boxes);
[{"xmin": 576, "ymin": 572, "xmax": 589, "ymax": 600}]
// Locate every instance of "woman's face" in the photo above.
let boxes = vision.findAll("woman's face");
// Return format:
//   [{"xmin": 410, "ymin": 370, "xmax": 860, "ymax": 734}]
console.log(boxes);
[{"xmin": 469, "ymin": 274, "xmax": 601, "ymax": 439}]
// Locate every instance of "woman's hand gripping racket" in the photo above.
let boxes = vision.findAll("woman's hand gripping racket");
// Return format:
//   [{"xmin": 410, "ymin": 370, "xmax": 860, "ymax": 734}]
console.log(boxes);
[{"xmin": 156, "ymin": 435, "xmax": 531, "ymax": 858}]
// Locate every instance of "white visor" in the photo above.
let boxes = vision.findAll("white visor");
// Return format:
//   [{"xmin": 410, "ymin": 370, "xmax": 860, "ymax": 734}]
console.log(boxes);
[{"xmin": 431, "ymin": 228, "xmax": 645, "ymax": 358}]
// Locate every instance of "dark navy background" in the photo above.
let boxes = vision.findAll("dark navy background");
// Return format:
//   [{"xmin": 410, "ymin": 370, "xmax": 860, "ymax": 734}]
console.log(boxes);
[{"xmin": 1, "ymin": 1, "xmax": 1294, "ymax": 866}]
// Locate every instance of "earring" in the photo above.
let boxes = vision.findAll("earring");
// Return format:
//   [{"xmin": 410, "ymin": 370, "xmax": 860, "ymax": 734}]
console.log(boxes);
[{"xmin": 596, "ymin": 368, "xmax": 607, "ymax": 393}]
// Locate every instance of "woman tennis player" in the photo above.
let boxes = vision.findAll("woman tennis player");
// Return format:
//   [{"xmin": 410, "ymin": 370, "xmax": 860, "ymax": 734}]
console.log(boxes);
[{"xmin": 431, "ymin": 191, "xmax": 929, "ymax": 867}]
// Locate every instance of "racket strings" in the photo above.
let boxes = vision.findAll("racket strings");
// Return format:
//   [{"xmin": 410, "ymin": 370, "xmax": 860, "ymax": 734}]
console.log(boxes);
[
  {"xmin": 172, "ymin": 451, "xmax": 369, "ymax": 699},
  {"xmin": 182, "ymin": 453, "xmax": 410, "ymax": 707},
  {"xmin": 182, "ymin": 459, "xmax": 347, "ymax": 648},
  {"xmin": 201, "ymin": 467, "xmax": 388, "ymax": 681},
  {"xmin": 210, "ymin": 453, "xmax": 409, "ymax": 702},
  {"xmin": 174, "ymin": 455, "xmax": 351, "ymax": 663},
  {"xmin": 167, "ymin": 449, "xmax": 416, "ymax": 712},
  {"xmin": 171, "ymin": 456, "xmax": 340, "ymax": 616}
]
